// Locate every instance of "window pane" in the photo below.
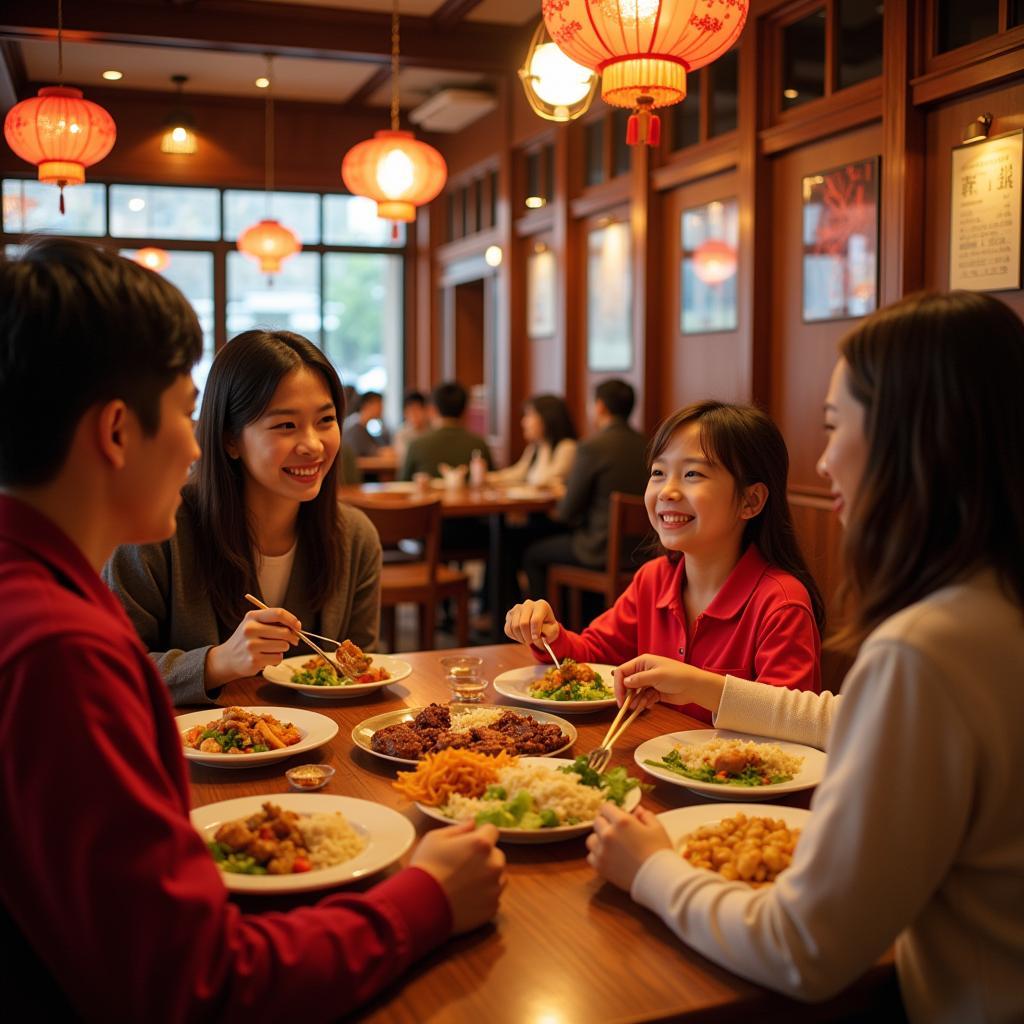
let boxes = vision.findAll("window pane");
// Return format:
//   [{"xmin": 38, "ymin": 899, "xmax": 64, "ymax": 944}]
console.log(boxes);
[
  {"xmin": 488, "ymin": 169, "xmax": 498, "ymax": 228},
  {"xmin": 110, "ymin": 185, "xmax": 220, "ymax": 240},
  {"xmin": 782, "ymin": 11, "xmax": 826, "ymax": 110},
  {"xmin": 710, "ymin": 50, "xmax": 739, "ymax": 136},
  {"xmin": 587, "ymin": 221, "xmax": 633, "ymax": 371},
  {"xmin": 323, "ymin": 194, "xmax": 404, "ymax": 246},
  {"xmin": 223, "ymin": 190, "xmax": 320, "ymax": 243},
  {"xmin": 681, "ymin": 199, "xmax": 739, "ymax": 333},
  {"xmin": 937, "ymin": 0, "xmax": 999, "ymax": 52},
  {"xmin": 227, "ymin": 251, "xmax": 321, "ymax": 341},
  {"xmin": 585, "ymin": 120, "xmax": 606, "ymax": 186},
  {"xmin": 1012, "ymin": 0, "xmax": 1023, "ymax": 26},
  {"xmin": 612, "ymin": 110, "xmax": 632, "ymax": 176},
  {"xmin": 121, "ymin": 249, "xmax": 216, "ymax": 397},
  {"xmin": 671, "ymin": 74, "xmax": 702, "ymax": 149},
  {"xmin": 2, "ymin": 179, "xmax": 105, "ymax": 235},
  {"xmin": 323, "ymin": 253, "xmax": 403, "ymax": 422},
  {"xmin": 837, "ymin": 0, "xmax": 883, "ymax": 89}
]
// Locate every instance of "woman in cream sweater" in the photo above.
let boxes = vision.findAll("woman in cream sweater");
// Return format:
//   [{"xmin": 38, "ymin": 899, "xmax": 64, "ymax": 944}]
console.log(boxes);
[
  {"xmin": 589, "ymin": 291, "xmax": 1024, "ymax": 1024},
  {"xmin": 489, "ymin": 393, "xmax": 577, "ymax": 489}
]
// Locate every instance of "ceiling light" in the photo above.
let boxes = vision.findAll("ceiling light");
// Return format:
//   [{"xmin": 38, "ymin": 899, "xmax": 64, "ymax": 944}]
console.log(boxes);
[
  {"xmin": 525, "ymin": 195, "xmax": 546, "ymax": 209},
  {"xmin": 519, "ymin": 20, "xmax": 598, "ymax": 123},
  {"xmin": 255, "ymin": 77, "xmax": 270, "ymax": 89},
  {"xmin": 101, "ymin": 70, "xmax": 123, "ymax": 81},
  {"xmin": 783, "ymin": 88, "xmax": 799, "ymax": 100},
  {"xmin": 160, "ymin": 75, "xmax": 197, "ymax": 155},
  {"xmin": 128, "ymin": 197, "xmax": 146, "ymax": 212}
]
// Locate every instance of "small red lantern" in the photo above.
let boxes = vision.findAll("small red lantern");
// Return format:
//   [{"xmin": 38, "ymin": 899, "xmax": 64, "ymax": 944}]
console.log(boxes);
[
  {"xmin": 341, "ymin": 129, "xmax": 447, "ymax": 223},
  {"xmin": 132, "ymin": 247, "xmax": 170, "ymax": 273},
  {"xmin": 692, "ymin": 239, "xmax": 737, "ymax": 285},
  {"xmin": 237, "ymin": 219, "xmax": 302, "ymax": 273},
  {"xmin": 3, "ymin": 86, "xmax": 117, "ymax": 211},
  {"xmin": 543, "ymin": 0, "xmax": 748, "ymax": 146}
]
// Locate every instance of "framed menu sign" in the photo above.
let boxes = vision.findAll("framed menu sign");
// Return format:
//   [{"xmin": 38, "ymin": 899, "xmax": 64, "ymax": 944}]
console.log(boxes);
[{"xmin": 949, "ymin": 130, "xmax": 1023, "ymax": 292}]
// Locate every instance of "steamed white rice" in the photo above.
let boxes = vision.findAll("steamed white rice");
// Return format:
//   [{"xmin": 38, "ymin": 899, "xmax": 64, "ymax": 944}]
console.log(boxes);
[
  {"xmin": 297, "ymin": 812, "xmax": 366, "ymax": 868},
  {"xmin": 448, "ymin": 708, "xmax": 502, "ymax": 732},
  {"xmin": 674, "ymin": 738, "xmax": 803, "ymax": 777}
]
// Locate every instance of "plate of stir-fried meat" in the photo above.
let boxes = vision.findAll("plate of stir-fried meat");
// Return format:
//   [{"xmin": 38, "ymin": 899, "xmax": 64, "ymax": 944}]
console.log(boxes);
[
  {"xmin": 262, "ymin": 641, "xmax": 411, "ymax": 698},
  {"xmin": 353, "ymin": 703, "xmax": 577, "ymax": 765},
  {"xmin": 178, "ymin": 706, "xmax": 338, "ymax": 767}
]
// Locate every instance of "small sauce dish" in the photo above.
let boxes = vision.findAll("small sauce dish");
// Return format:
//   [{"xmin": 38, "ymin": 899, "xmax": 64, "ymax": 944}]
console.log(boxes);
[{"xmin": 285, "ymin": 763, "xmax": 335, "ymax": 791}]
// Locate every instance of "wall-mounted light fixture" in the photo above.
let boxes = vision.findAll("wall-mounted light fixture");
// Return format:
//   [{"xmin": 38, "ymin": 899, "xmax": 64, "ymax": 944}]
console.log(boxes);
[
  {"xmin": 518, "ymin": 19, "xmax": 598, "ymax": 123},
  {"xmin": 484, "ymin": 245, "xmax": 503, "ymax": 267},
  {"xmin": 962, "ymin": 112, "xmax": 993, "ymax": 145}
]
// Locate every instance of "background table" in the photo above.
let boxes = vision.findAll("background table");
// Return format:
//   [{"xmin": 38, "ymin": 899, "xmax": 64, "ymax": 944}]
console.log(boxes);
[{"xmin": 188, "ymin": 644, "xmax": 897, "ymax": 1024}]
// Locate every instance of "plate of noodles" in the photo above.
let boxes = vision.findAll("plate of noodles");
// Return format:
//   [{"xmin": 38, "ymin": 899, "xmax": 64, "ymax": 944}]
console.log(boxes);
[
  {"xmin": 658, "ymin": 803, "xmax": 811, "ymax": 887},
  {"xmin": 635, "ymin": 729, "xmax": 826, "ymax": 800},
  {"xmin": 191, "ymin": 793, "xmax": 415, "ymax": 894},
  {"xmin": 263, "ymin": 642, "xmax": 411, "ymax": 698},
  {"xmin": 394, "ymin": 750, "xmax": 643, "ymax": 843},
  {"xmin": 492, "ymin": 661, "xmax": 617, "ymax": 713},
  {"xmin": 178, "ymin": 706, "xmax": 338, "ymax": 768}
]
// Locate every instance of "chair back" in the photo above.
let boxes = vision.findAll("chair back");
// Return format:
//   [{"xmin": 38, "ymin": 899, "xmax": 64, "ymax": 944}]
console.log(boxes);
[
  {"xmin": 345, "ymin": 496, "xmax": 442, "ymax": 583},
  {"xmin": 606, "ymin": 492, "xmax": 654, "ymax": 589}
]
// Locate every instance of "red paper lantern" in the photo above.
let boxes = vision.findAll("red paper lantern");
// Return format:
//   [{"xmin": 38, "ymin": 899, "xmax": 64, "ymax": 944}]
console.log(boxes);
[
  {"xmin": 236, "ymin": 219, "xmax": 301, "ymax": 273},
  {"xmin": 543, "ymin": 0, "xmax": 748, "ymax": 145},
  {"xmin": 692, "ymin": 238, "xmax": 737, "ymax": 285},
  {"xmin": 342, "ymin": 129, "xmax": 447, "ymax": 223},
  {"xmin": 132, "ymin": 247, "xmax": 170, "ymax": 273},
  {"xmin": 3, "ymin": 86, "xmax": 116, "ymax": 210}
]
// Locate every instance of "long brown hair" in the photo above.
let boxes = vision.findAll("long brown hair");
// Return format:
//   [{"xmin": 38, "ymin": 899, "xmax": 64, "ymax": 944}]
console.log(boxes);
[
  {"xmin": 648, "ymin": 401, "xmax": 826, "ymax": 633},
  {"xmin": 833, "ymin": 290, "xmax": 1024, "ymax": 651},
  {"xmin": 186, "ymin": 330, "xmax": 346, "ymax": 628}
]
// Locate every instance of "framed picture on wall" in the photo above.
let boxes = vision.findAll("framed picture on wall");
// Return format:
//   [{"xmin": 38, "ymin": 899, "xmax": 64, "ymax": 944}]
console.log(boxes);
[
  {"xmin": 587, "ymin": 219, "xmax": 633, "ymax": 371},
  {"xmin": 526, "ymin": 245, "xmax": 557, "ymax": 338},
  {"xmin": 949, "ymin": 129, "xmax": 1022, "ymax": 292},
  {"xmin": 681, "ymin": 198, "xmax": 739, "ymax": 333},
  {"xmin": 801, "ymin": 157, "xmax": 879, "ymax": 322}
]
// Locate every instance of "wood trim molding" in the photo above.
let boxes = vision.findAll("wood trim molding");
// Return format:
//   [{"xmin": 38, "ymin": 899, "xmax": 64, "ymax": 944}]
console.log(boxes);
[
  {"xmin": 435, "ymin": 227, "xmax": 502, "ymax": 265},
  {"xmin": 911, "ymin": 42, "xmax": 1024, "ymax": 106},
  {"xmin": 431, "ymin": 0, "xmax": 485, "ymax": 28},
  {"xmin": 513, "ymin": 207, "xmax": 555, "ymax": 237},
  {"xmin": 759, "ymin": 79, "xmax": 882, "ymax": 155},
  {"xmin": 569, "ymin": 176, "xmax": 632, "ymax": 220},
  {"xmin": 651, "ymin": 133, "xmax": 739, "ymax": 190}
]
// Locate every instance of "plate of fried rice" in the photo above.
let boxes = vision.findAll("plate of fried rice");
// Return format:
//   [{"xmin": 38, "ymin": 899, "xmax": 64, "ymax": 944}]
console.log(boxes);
[
  {"xmin": 493, "ymin": 661, "xmax": 617, "ymax": 713},
  {"xmin": 634, "ymin": 729, "xmax": 827, "ymax": 800},
  {"xmin": 191, "ymin": 793, "xmax": 415, "ymax": 893}
]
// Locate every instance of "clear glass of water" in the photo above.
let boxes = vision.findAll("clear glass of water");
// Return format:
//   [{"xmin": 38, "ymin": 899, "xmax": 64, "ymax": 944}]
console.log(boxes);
[{"xmin": 441, "ymin": 655, "xmax": 487, "ymax": 703}]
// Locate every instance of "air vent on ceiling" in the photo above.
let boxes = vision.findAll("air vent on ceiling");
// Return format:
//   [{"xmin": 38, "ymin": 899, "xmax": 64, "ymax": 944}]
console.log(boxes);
[{"xmin": 409, "ymin": 89, "xmax": 497, "ymax": 133}]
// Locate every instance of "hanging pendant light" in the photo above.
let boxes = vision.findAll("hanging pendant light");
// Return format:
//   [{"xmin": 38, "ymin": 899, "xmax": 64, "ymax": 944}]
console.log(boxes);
[
  {"xmin": 341, "ymin": 0, "xmax": 447, "ymax": 232},
  {"xmin": 543, "ymin": 0, "xmax": 748, "ymax": 146},
  {"xmin": 518, "ymin": 19, "xmax": 598, "ymax": 123},
  {"xmin": 2, "ymin": 0, "xmax": 116, "ymax": 213},
  {"xmin": 160, "ymin": 75, "xmax": 198, "ymax": 155},
  {"xmin": 236, "ymin": 56, "xmax": 301, "ymax": 279},
  {"xmin": 132, "ymin": 247, "xmax": 170, "ymax": 273}
]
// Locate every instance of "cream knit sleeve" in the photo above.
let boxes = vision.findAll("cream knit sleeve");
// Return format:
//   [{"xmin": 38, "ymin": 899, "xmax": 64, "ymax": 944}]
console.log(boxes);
[{"xmin": 714, "ymin": 675, "xmax": 840, "ymax": 751}]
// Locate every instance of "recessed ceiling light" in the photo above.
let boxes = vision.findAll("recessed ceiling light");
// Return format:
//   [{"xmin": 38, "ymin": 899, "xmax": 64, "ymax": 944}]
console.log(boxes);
[
  {"xmin": 128, "ymin": 197, "xmax": 146, "ymax": 212},
  {"xmin": 102, "ymin": 70, "xmax": 123, "ymax": 81},
  {"xmin": 783, "ymin": 88, "xmax": 799, "ymax": 100},
  {"xmin": 255, "ymin": 77, "xmax": 270, "ymax": 89}
]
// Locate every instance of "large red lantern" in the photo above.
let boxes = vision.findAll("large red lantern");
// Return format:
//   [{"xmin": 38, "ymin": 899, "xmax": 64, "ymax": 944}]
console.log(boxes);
[
  {"xmin": 236, "ymin": 219, "xmax": 301, "ymax": 273},
  {"xmin": 3, "ymin": 86, "xmax": 116, "ymax": 211},
  {"xmin": 543, "ymin": 0, "xmax": 748, "ymax": 145}
]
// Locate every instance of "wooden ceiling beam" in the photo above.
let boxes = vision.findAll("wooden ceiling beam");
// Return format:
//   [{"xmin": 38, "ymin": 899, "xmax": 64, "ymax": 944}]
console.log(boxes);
[
  {"xmin": 346, "ymin": 64, "xmax": 392, "ymax": 107},
  {"xmin": 0, "ymin": 0, "xmax": 520, "ymax": 74},
  {"xmin": 432, "ymin": 0, "xmax": 486, "ymax": 28}
]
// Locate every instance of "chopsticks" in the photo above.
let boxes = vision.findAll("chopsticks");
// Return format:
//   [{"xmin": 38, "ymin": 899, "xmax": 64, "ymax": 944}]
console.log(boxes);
[
  {"xmin": 599, "ymin": 691, "xmax": 644, "ymax": 752},
  {"xmin": 243, "ymin": 593, "xmax": 342, "ymax": 676}
]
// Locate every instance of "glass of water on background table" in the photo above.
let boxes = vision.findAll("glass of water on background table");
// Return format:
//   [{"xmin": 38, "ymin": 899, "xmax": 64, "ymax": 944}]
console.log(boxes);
[{"xmin": 441, "ymin": 655, "xmax": 487, "ymax": 703}]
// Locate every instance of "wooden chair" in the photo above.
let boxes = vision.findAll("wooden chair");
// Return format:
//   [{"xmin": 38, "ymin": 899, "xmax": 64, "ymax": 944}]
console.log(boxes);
[
  {"xmin": 547, "ymin": 492, "xmax": 653, "ymax": 631},
  {"xmin": 346, "ymin": 496, "xmax": 470, "ymax": 651}
]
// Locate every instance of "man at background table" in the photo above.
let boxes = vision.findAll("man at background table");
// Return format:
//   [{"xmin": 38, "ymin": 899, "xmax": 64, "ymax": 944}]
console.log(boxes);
[{"xmin": 0, "ymin": 239, "xmax": 505, "ymax": 1020}]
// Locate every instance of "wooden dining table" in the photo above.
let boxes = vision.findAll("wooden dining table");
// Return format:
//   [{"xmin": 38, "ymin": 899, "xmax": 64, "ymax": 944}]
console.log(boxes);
[{"xmin": 188, "ymin": 643, "xmax": 898, "ymax": 1024}]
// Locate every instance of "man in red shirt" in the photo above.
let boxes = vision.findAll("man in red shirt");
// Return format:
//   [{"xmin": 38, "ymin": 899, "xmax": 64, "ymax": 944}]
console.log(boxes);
[{"xmin": 0, "ymin": 239, "xmax": 505, "ymax": 1020}]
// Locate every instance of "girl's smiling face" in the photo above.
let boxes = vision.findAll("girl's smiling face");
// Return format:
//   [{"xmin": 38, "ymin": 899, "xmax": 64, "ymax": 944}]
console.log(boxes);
[
  {"xmin": 227, "ymin": 366, "xmax": 340, "ymax": 506},
  {"xmin": 645, "ymin": 421, "xmax": 766, "ymax": 556}
]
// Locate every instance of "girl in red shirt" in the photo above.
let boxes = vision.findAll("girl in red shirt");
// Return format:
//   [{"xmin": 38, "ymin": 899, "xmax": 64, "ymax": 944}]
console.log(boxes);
[{"xmin": 504, "ymin": 401, "xmax": 824, "ymax": 721}]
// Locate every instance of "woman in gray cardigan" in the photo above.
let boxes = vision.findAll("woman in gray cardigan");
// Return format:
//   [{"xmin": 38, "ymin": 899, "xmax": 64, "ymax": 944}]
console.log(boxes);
[{"xmin": 105, "ymin": 329, "xmax": 381, "ymax": 706}]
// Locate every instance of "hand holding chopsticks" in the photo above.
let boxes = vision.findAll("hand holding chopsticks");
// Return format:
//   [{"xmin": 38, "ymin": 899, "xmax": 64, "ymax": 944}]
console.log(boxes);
[{"xmin": 243, "ymin": 593, "xmax": 343, "ymax": 677}]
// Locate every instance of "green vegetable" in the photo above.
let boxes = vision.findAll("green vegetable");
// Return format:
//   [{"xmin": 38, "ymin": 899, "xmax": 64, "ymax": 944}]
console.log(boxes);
[
  {"xmin": 483, "ymin": 784, "xmax": 507, "ymax": 800},
  {"xmin": 207, "ymin": 842, "xmax": 268, "ymax": 875},
  {"xmin": 291, "ymin": 666, "xmax": 349, "ymax": 688},
  {"xmin": 558, "ymin": 755, "xmax": 645, "ymax": 805},
  {"xmin": 644, "ymin": 749, "xmax": 793, "ymax": 787}
]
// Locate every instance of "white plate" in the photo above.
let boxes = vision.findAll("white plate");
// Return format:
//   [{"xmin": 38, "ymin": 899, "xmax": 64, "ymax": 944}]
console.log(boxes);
[
  {"xmin": 658, "ymin": 802, "xmax": 811, "ymax": 861},
  {"xmin": 178, "ymin": 707, "xmax": 338, "ymax": 768},
  {"xmin": 192, "ymin": 793, "xmax": 416, "ymax": 894},
  {"xmin": 635, "ymin": 729, "xmax": 827, "ymax": 800},
  {"xmin": 352, "ymin": 704, "xmax": 577, "ymax": 766},
  {"xmin": 492, "ymin": 663, "xmax": 618, "ymax": 714},
  {"xmin": 415, "ymin": 756, "xmax": 642, "ymax": 844},
  {"xmin": 262, "ymin": 653, "xmax": 411, "ymax": 698}
]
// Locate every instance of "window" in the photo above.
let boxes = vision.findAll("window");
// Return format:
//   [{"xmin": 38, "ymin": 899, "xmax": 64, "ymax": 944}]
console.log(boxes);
[
  {"xmin": 709, "ymin": 49, "xmax": 739, "ymax": 136},
  {"xmin": 2, "ymin": 179, "xmax": 105, "ymax": 235},
  {"xmin": 782, "ymin": 11, "xmax": 827, "ymax": 110},
  {"xmin": 224, "ymin": 189, "xmax": 320, "ymax": 243},
  {"xmin": 937, "ymin": 0, "xmax": 999, "ymax": 52},
  {"xmin": 585, "ymin": 119, "xmax": 606, "ymax": 186},
  {"xmin": 110, "ymin": 185, "xmax": 220, "ymax": 240},
  {"xmin": 323, "ymin": 194, "xmax": 404, "ymax": 247},
  {"xmin": 671, "ymin": 77, "xmax": 702, "ymax": 150},
  {"xmin": 681, "ymin": 200, "xmax": 739, "ymax": 333},
  {"xmin": 612, "ymin": 111, "xmax": 632, "ymax": 176}
]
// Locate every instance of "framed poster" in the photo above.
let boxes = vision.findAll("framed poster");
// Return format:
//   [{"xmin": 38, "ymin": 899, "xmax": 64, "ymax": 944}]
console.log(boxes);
[
  {"xmin": 949, "ymin": 129, "xmax": 1023, "ymax": 292},
  {"xmin": 681, "ymin": 198, "xmax": 739, "ymax": 334},
  {"xmin": 587, "ymin": 219, "xmax": 633, "ymax": 371},
  {"xmin": 802, "ymin": 157, "xmax": 879, "ymax": 322},
  {"xmin": 526, "ymin": 246, "xmax": 556, "ymax": 338}
]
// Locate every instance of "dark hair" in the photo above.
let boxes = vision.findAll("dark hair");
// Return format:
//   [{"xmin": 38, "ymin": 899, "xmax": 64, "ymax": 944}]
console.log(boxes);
[
  {"xmin": 358, "ymin": 391, "xmax": 382, "ymax": 411},
  {"xmin": 595, "ymin": 378, "xmax": 635, "ymax": 419},
  {"xmin": 0, "ymin": 238, "xmax": 201, "ymax": 486},
  {"xmin": 649, "ymin": 401, "xmax": 826, "ymax": 634},
  {"xmin": 403, "ymin": 389, "xmax": 426, "ymax": 409},
  {"xmin": 432, "ymin": 381, "xmax": 468, "ymax": 418},
  {"xmin": 834, "ymin": 290, "xmax": 1024, "ymax": 651},
  {"xmin": 525, "ymin": 393, "xmax": 577, "ymax": 447},
  {"xmin": 187, "ymin": 329, "xmax": 346, "ymax": 627}
]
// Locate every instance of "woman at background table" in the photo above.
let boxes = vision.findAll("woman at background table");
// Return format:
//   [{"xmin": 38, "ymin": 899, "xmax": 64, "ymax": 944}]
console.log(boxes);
[
  {"xmin": 105, "ymin": 329, "xmax": 382, "ymax": 706},
  {"xmin": 589, "ymin": 291, "xmax": 1024, "ymax": 1024},
  {"xmin": 505, "ymin": 402, "xmax": 825, "ymax": 721},
  {"xmin": 489, "ymin": 393, "xmax": 578, "ymax": 489}
]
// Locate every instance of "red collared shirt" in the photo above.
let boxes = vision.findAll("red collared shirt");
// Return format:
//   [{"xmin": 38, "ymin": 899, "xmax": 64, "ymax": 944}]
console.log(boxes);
[
  {"xmin": 0, "ymin": 495, "xmax": 451, "ymax": 1020},
  {"xmin": 541, "ymin": 545, "xmax": 821, "ymax": 723}
]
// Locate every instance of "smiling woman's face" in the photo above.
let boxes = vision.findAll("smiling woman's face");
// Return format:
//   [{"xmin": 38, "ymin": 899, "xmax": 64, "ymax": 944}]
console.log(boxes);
[{"xmin": 818, "ymin": 358, "xmax": 868, "ymax": 526}]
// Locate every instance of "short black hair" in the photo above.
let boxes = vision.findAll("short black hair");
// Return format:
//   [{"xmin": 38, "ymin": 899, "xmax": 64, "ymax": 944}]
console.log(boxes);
[
  {"xmin": 0, "ymin": 238, "xmax": 202, "ymax": 487},
  {"xmin": 403, "ymin": 389, "xmax": 426, "ymax": 409},
  {"xmin": 432, "ymin": 381, "xmax": 468, "ymax": 418},
  {"xmin": 358, "ymin": 391, "xmax": 383, "ymax": 410},
  {"xmin": 595, "ymin": 378, "xmax": 635, "ymax": 419}
]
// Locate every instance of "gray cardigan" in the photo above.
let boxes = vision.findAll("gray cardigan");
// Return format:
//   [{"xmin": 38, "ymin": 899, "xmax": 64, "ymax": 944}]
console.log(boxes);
[{"xmin": 103, "ymin": 501, "xmax": 382, "ymax": 707}]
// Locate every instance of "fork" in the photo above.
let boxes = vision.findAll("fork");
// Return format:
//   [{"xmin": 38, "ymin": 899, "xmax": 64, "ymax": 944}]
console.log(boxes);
[
  {"xmin": 540, "ymin": 636, "xmax": 561, "ymax": 671},
  {"xmin": 243, "ymin": 593, "xmax": 343, "ymax": 677},
  {"xmin": 585, "ymin": 691, "xmax": 644, "ymax": 773}
]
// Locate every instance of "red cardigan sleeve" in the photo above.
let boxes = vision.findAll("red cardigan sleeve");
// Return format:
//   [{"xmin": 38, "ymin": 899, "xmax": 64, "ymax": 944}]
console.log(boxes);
[
  {"xmin": 0, "ymin": 635, "xmax": 451, "ymax": 1023},
  {"xmin": 753, "ymin": 603, "xmax": 822, "ymax": 692}
]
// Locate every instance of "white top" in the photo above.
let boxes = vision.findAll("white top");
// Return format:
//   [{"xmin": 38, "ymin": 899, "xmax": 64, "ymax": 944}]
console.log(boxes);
[
  {"xmin": 489, "ymin": 438, "xmax": 577, "ymax": 488},
  {"xmin": 256, "ymin": 544, "xmax": 297, "ymax": 609},
  {"xmin": 634, "ymin": 572, "xmax": 1024, "ymax": 1023}
]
